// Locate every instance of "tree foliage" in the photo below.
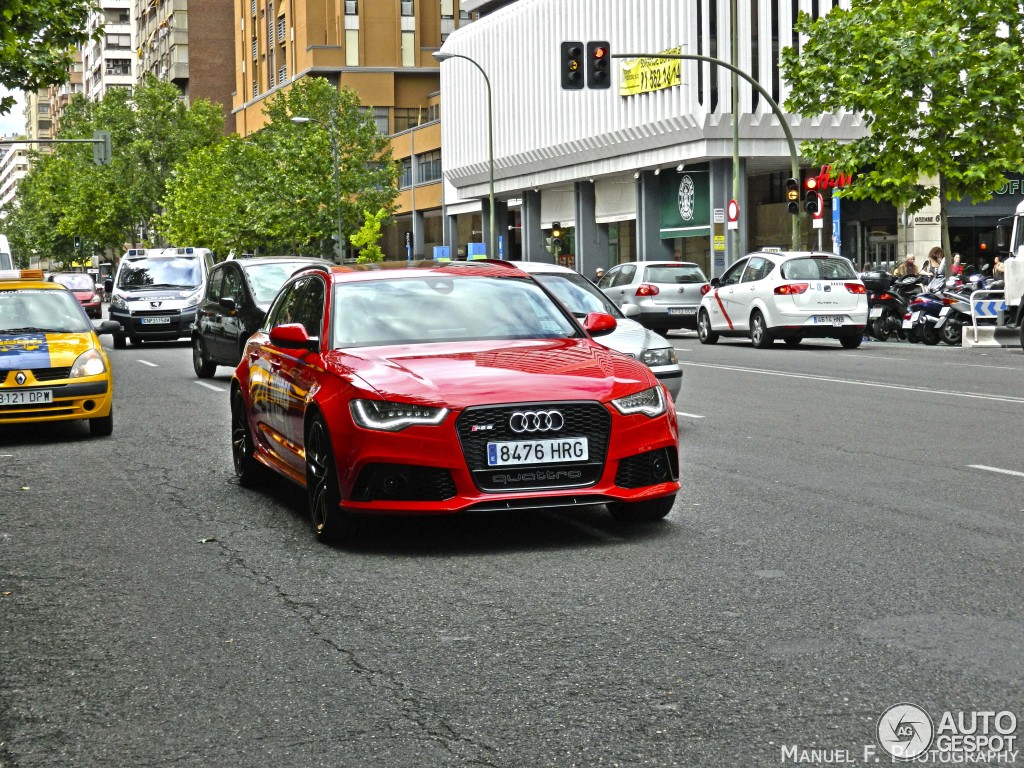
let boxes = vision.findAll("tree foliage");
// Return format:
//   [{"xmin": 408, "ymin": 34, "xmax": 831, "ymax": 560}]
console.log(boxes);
[
  {"xmin": 350, "ymin": 208, "xmax": 388, "ymax": 263},
  {"xmin": 0, "ymin": 0, "xmax": 97, "ymax": 115},
  {"xmin": 157, "ymin": 77, "xmax": 398, "ymax": 259},
  {"xmin": 782, "ymin": 0, "xmax": 1024, "ymax": 222},
  {"xmin": 4, "ymin": 76, "xmax": 224, "ymax": 263}
]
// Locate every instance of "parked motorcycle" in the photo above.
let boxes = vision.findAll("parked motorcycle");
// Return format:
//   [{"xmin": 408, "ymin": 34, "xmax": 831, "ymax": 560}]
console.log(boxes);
[
  {"xmin": 903, "ymin": 275, "xmax": 947, "ymax": 345},
  {"xmin": 864, "ymin": 272, "xmax": 922, "ymax": 341},
  {"xmin": 937, "ymin": 273, "xmax": 1000, "ymax": 346}
]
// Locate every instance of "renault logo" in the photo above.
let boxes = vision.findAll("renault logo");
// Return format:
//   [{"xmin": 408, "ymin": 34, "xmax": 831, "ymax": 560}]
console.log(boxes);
[
  {"xmin": 509, "ymin": 410, "xmax": 564, "ymax": 433},
  {"xmin": 15, "ymin": 371, "xmax": 26, "ymax": 385}
]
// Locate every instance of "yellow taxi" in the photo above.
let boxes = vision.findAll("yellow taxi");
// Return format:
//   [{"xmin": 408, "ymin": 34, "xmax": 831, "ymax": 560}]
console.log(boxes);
[{"xmin": 0, "ymin": 269, "xmax": 120, "ymax": 436}]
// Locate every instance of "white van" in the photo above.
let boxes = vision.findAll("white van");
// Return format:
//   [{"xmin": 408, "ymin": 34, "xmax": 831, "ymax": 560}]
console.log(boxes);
[{"xmin": 108, "ymin": 247, "xmax": 214, "ymax": 348}]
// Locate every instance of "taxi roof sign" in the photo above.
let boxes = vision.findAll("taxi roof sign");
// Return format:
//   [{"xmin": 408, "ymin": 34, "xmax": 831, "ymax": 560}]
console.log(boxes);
[{"xmin": 0, "ymin": 269, "xmax": 45, "ymax": 281}]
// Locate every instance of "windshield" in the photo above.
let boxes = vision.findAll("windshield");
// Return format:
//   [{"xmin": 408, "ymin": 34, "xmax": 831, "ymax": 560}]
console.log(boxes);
[
  {"xmin": 117, "ymin": 257, "xmax": 201, "ymax": 289},
  {"xmin": 332, "ymin": 275, "xmax": 579, "ymax": 347},
  {"xmin": 0, "ymin": 288, "xmax": 90, "ymax": 333},
  {"xmin": 246, "ymin": 261, "xmax": 321, "ymax": 306},
  {"xmin": 51, "ymin": 273, "xmax": 95, "ymax": 291},
  {"xmin": 643, "ymin": 264, "xmax": 708, "ymax": 284},
  {"xmin": 533, "ymin": 272, "xmax": 622, "ymax": 317},
  {"xmin": 780, "ymin": 257, "xmax": 857, "ymax": 281}
]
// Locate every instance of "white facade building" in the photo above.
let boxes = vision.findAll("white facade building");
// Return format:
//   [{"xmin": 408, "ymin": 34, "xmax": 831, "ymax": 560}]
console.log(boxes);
[
  {"xmin": 436, "ymin": 0, "xmax": 877, "ymax": 275},
  {"xmin": 82, "ymin": 1, "xmax": 135, "ymax": 100},
  {"xmin": 0, "ymin": 142, "xmax": 29, "ymax": 215}
]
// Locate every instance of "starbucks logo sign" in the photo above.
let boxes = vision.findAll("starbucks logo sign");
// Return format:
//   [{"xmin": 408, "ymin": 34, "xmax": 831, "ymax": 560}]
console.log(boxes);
[{"xmin": 678, "ymin": 175, "xmax": 695, "ymax": 221}]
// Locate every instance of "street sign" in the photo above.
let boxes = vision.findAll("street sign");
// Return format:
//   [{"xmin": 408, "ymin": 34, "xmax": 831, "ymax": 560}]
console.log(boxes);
[
  {"xmin": 713, "ymin": 208, "xmax": 725, "ymax": 224},
  {"xmin": 713, "ymin": 235, "xmax": 725, "ymax": 251},
  {"xmin": 727, "ymin": 199, "xmax": 739, "ymax": 231}
]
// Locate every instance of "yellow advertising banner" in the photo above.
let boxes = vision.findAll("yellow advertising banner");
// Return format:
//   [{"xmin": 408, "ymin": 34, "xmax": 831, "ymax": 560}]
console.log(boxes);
[{"xmin": 620, "ymin": 47, "xmax": 682, "ymax": 96}]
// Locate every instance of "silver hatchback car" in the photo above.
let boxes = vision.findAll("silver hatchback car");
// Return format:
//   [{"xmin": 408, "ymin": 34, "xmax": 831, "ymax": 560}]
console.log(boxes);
[
  {"xmin": 510, "ymin": 261, "xmax": 682, "ymax": 401},
  {"xmin": 598, "ymin": 260, "xmax": 710, "ymax": 331}
]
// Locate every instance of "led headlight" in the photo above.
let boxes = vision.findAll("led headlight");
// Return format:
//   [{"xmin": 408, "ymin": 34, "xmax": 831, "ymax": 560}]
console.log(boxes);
[
  {"xmin": 182, "ymin": 288, "xmax": 203, "ymax": 308},
  {"xmin": 110, "ymin": 293, "xmax": 128, "ymax": 310},
  {"xmin": 640, "ymin": 346, "xmax": 678, "ymax": 367},
  {"xmin": 611, "ymin": 386, "xmax": 666, "ymax": 417},
  {"xmin": 350, "ymin": 399, "xmax": 449, "ymax": 431},
  {"xmin": 70, "ymin": 348, "xmax": 107, "ymax": 378}
]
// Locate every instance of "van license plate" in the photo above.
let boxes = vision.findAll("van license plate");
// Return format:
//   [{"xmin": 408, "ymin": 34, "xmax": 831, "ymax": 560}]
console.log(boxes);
[{"xmin": 141, "ymin": 316, "xmax": 171, "ymax": 325}]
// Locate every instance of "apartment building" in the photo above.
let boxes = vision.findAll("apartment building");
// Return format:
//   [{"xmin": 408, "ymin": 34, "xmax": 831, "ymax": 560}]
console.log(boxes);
[
  {"xmin": 0, "ymin": 142, "xmax": 30, "ymax": 215},
  {"xmin": 233, "ymin": 0, "xmax": 472, "ymax": 259},
  {"xmin": 47, "ymin": 51, "xmax": 85, "ymax": 134},
  {"xmin": 135, "ymin": 0, "xmax": 236, "ymax": 133},
  {"xmin": 82, "ymin": 1, "xmax": 135, "ymax": 101}
]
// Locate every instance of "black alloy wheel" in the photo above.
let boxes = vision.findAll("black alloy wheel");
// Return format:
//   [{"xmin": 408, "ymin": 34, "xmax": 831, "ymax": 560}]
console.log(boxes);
[
  {"xmin": 941, "ymin": 315, "xmax": 963, "ymax": 346},
  {"xmin": 192, "ymin": 336, "xmax": 217, "ymax": 378},
  {"xmin": 231, "ymin": 389, "xmax": 266, "ymax": 487},
  {"xmin": 305, "ymin": 415, "xmax": 358, "ymax": 542},
  {"xmin": 920, "ymin": 321, "xmax": 941, "ymax": 345}
]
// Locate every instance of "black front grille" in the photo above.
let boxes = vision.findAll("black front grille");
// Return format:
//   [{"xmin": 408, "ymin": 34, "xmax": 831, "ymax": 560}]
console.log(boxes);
[
  {"xmin": 28, "ymin": 367, "xmax": 73, "ymax": 382},
  {"xmin": 615, "ymin": 447, "xmax": 680, "ymax": 489},
  {"xmin": 350, "ymin": 463, "xmax": 456, "ymax": 502},
  {"xmin": 456, "ymin": 401, "xmax": 611, "ymax": 493}
]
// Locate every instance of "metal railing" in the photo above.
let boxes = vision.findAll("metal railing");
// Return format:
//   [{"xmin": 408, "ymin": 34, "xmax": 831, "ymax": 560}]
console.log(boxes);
[{"xmin": 969, "ymin": 289, "xmax": 1007, "ymax": 343}]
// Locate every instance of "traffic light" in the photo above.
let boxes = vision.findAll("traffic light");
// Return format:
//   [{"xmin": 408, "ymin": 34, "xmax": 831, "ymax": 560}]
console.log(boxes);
[
  {"xmin": 804, "ymin": 177, "xmax": 819, "ymax": 214},
  {"xmin": 785, "ymin": 177, "xmax": 800, "ymax": 215},
  {"xmin": 92, "ymin": 129, "xmax": 111, "ymax": 165},
  {"xmin": 587, "ymin": 41, "xmax": 611, "ymax": 89},
  {"xmin": 560, "ymin": 42, "xmax": 584, "ymax": 90}
]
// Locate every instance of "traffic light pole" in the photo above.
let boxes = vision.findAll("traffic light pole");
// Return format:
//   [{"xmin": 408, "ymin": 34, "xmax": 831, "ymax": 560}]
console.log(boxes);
[
  {"xmin": 613, "ymin": 52, "xmax": 801, "ymax": 251},
  {"xmin": 8, "ymin": 131, "xmax": 112, "ymax": 165}
]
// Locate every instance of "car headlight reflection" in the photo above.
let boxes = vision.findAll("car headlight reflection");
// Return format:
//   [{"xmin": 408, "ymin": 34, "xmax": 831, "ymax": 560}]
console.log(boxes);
[
  {"xmin": 110, "ymin": 293, "xmax": 128, "ymax": 310},
  {"xmin": 611, "ymin": 386, "xmax": 666, "ymax": 417},
  {"xmin": 182, "ymin": 288, "xmax": 203, "ymax": 308},
  {"xmin": 641, "ymin": 346, "xmax": 678, "ymax": 367},
  {"xmin": 70, "ymin": 348, "xmax": 107, "ymax": 378},
  {"xmin": 350, "ymin": 399, "xmax": 449, "ymax": 431}
]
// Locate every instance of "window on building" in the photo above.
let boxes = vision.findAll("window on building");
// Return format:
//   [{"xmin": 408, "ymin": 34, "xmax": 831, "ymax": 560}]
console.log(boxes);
[
  {"xmin": 251, "ymin": 0, "xmax": 257, "ymax": 15},
  {"xmin": 278, "ymin": 65, "xmax": 287, "ymax": 83},
  {"xmin": 401, "ymin": 0, "xmax": 414, "ymax": 16},
  {"xmin": 359, "ymin": 106, "xmax": 389, "ymax": 135},
  {"xmin": 278, "ymin": 16, "xmax": 286, "ymax": 41},
  {"xmin": 440, "ymin": 0, "xmax": 454, "ymax": 18},
  {"xmin": 253, "ymin": 79, "xmax": 259, "ymax": 98},
  {"xmin": 345, "ymin": 0, "xmax": 357, "ymax": 14},
  {"xmin": 105, "ymin": 59, "xmax": 131, "ymax": 76},
  {"xmin": 398, "ymin": 157, "xmax": 413, "ymax": 189},
  {"xmin": 251, "ymin": 38, "xmax": 258, "ymax": 60},
  {"xmin": 106, "ymin": 33, "xmax": 131, "ymax": 49},
  {"xmin": 416, "ymin": 150, "xmax": 441, "ymax": 184},
  {"xmin": 345, "ymin": 29, "xmax": 359, "ymax": 66},
  {"xmin": 393, "ymin": 107, "xmax": 424, "ymax": 132},
  {"xmin": 401, "ymin": 31, "xmax": 415, "ymax": 67}
]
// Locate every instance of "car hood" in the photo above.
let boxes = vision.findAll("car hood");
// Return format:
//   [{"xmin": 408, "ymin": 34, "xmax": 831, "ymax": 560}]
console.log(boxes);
[
  {"xmin": 0, "ymin": 332, "xmax": 94, "ymax": 370},
  {"xmin": 595, "ymin": 317, "xmax": 665, "ymax": 358},
  {"xmin": 325, "ymin": 338, "xmax": 655, "ymax": 407}
]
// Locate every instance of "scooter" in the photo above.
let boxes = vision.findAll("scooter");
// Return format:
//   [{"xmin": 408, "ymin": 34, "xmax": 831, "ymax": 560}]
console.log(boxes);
[
  {"xmin": 868, "ymin": 274, "xmax": 923, "ymax": 341},
  {"xmin": 903, "ymin": 275, "xmax": 947, "ymax": 345},
  {"xmin": 937, "ymin": 273, "xmax": 996, "ymax": 346}
]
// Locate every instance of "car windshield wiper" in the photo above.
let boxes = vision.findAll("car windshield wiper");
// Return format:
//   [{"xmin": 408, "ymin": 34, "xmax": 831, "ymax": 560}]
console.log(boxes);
[{"xmin": 139, "ymin": 283, "xmax": 189, "ymax": 289}]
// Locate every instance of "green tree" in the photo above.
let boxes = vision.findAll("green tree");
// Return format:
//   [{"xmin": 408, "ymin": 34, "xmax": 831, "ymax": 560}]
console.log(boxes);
[
  {"xmin": 8, "ymin": 77, "xmax": 225, "ymax": 261},
  {"xmin": 782, "ymin": 0, "xmax": 1024, "ymax": 251},
  {"xmin": 0, "ymin": 0, "xmax": 97, "ymax": 115},
  {"xmin": 350, "ymin": 208, "xmax": 389, "ymax": 263}
]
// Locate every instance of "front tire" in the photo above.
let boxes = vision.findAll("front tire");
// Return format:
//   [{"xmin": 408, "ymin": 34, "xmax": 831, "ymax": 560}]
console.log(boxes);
[
  {"xmin": 920, "ymin": 322, "xmax": 941, "ymax": 345},
  {"xmin": 231, "ymin": 389, "xmax": 266, "ymax": 487},
  {"xmin": 697, "ymin": 309, "xmax": 719, "ymax": 344},
  {"xmin": 608, "ymin": 494, "xmax": 675, "ymax": 522},
  {"xmin": 192, "ymin": 336, "xmax": 217, "ymax": 378},
  {"xmin": 749, "ymin": 311, "xmax": 772, "ymax": 348},
  {"xmin": 305, "ymin": 415, "xmax": 358, "ymax": 543},
  {"xmin": 113, "ymin": 332, "xmax": 126, "ymax": 350},
  {"xmin": 941, "ymin": 315, "xmax": 963, "ymax": 346},
  {"xmin": 89, "ymin": 407, "xmax": 113, "ymax": 437}
]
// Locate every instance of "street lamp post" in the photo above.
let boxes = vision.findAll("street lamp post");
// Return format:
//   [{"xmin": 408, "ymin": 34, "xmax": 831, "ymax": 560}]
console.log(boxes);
[
  {"xmin": 291, "ymin": 112, "xmax": 345, "ymax": 262},
  {"xmin": 433, "ymin": 50, "xmax": 497, "ymax": 259}
]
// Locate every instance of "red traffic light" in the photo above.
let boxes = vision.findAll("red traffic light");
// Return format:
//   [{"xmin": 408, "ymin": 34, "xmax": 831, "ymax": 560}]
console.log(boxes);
[
  {"xmin": 804, "ymin": 177, "xmax": 818, "ymax": 191},
  {"xmin": 592, "ymin": 46, "xmax": 608, "ymax": 59}
]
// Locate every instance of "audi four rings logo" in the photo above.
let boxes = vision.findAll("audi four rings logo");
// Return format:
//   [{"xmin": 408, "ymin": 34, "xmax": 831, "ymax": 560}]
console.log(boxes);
[{"xmin": 509, "ymin": 410, "xmax": 565, "ymax": 433}]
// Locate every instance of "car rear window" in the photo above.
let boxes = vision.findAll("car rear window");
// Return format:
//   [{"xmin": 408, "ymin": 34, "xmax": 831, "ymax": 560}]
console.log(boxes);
[
  {"xmin": 643, "ymin": 265, "xmax": 707, "ymax": 284},
  {"xmin": 780, "ymin": 257, "xmax": 857, "ymax": 281},
  {"xmin": 246, "ymin": 261, "xmax": 320, "ymax": 306},
  {"xmin": 52, "ymin": 274, "xmax": 95, "ymax": 291}
]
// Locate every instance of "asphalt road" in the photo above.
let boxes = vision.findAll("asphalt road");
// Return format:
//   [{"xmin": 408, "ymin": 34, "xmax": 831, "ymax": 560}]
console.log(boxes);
[{"xmin": 2, "ymin": 329, "xmax": 1022, "ymax": 767}]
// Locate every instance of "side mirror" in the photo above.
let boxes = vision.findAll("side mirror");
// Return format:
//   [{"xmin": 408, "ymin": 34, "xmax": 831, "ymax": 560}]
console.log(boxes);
[
  {"xmin": 93, "ymin": 320, "xmax": 121, "ymax": 335},
  {"xmin": 710, "ymin": 277, "xmax": 721, "ymax": 287},
  {"xmin": 103, "ymin": 279, "xmax": 113, "ymax": 293},
  {"xmin": 269, "ymin": 323, "xmax": 320, "ymax": 351},
  {"xmin": 219, "ymin": 296, "xmax": 237, "ymax": 312},
  {"xmin": 583, "ymin": 311, "xmax": 617, "ymax": 337}
]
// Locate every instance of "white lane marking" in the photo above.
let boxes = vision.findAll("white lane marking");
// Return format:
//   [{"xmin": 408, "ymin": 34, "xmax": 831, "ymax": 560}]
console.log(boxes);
[
  {"xmin": 680, "ymin": 361, "xmax": 1024, "ymax": 405},
  {"xmin": 839, "ymin": 353, "xmax": 1022, "ymax": 372},
  {"xmin": 968, "ymin": 464, "xmax": 1024, "ymax": 479},
  {"xmin": 544, "ymin": 512, "xmax": 623, "ymax": 543},
  {"xmin": 838, "ymin": 353, "xmax": 907, "ymax": 361},
  {"xmin": 0, "ymin": 454, "xmax": 12, "ymax": 458},
  {"xmin": 676, "ymin": 412, "xmax": 705, "ymax": 419},
  {"xmin": 137, "ymin": 359, "xmax": 158, "ymax": 367},
  {"xmin": 194, "ymin": 381, "xmax": 225, "ymax": 393}
]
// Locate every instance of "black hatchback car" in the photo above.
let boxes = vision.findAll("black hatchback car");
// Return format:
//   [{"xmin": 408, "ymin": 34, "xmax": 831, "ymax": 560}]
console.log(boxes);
[{"xmin": 192, "ymin": 256, "xmax": 331, "ymax": 377}]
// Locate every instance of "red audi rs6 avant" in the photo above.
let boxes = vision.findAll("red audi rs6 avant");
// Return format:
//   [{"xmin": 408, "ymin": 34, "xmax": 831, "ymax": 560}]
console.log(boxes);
[{"xmin": 231, "ymin": 261, "xmax": 680, "ymax": 542}]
